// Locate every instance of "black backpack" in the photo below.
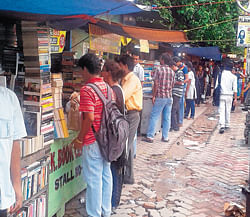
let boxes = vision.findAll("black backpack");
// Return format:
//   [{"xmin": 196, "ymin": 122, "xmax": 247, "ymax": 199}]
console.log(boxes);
[
  {"xmin": 213, "ymin": 72, "xmax": 222, "ymax": 106},
  {"xmin": 87, "ymin": 83, "xmax": 129, "ymax": 162}
]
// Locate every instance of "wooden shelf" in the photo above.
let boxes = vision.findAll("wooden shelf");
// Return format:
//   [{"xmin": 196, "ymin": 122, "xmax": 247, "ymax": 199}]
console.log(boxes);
[{"xmin": 21, "ymin": 145, "xmax": 51, "ymax": 168}]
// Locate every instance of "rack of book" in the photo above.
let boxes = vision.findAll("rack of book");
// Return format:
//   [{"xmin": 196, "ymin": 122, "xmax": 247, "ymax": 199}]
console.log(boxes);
[{"xmin": 1, "ymin": 19, "xmax": 81, "ymax": 217}]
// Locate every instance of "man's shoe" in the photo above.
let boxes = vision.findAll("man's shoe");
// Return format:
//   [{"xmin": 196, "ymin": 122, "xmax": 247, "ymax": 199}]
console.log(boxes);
[
  {"xmin": 169, "ymin": 128, "xmax": 173, "ymax": 132},
  {"xmin": 142, "ymin": 137, "xmax": 154, "ymax": 143},
  {"xmin": 161, "ymin": 138, "xmax": 169, "ymax": 142},
  {"xmin": 225, "ymin": 127, "xmax": 230, "ymax": 130},
  {"xmin": 219, "ymin": 127, "xmax": 225, "ymax": 134},
  {"xmin": 173, "ymin": 127, "xmax": 179, "ymax": 131}
]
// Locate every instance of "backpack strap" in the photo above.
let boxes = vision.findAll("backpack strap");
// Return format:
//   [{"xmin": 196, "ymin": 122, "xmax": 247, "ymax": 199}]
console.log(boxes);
[
  {"xmin": 87, "ymin": 83, "xmax": 112, "ymax": 134},
  {"xmin": 87, "ymin": 83, "xmax": 112, "ymax": 105}
]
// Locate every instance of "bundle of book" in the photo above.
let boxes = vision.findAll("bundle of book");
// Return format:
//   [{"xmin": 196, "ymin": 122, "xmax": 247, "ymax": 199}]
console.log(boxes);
[
  {"xmin": 141, "ymin": 61, "xmax": 154, "ymax": 95},
  {"xmin": 51, "ymin": 73, "xmax": 63, "ymax": 109},
  {"xmin": 21, "ymin": 158, "xmax": 49, "ymax": 201},
  {"xmin": 61, "ymin": 51, "xmax": 75, "ymax": 101},
  {"xmin": 54, "ymin": 108, "xmax": 69, "ymax": 139},
  {"xmin": 15, "ymin": 194, "xmax": 46, "ymax": 217},
  {"xmin": 22, "ymin": 21, "xmax": 54, "ymax": 148}
]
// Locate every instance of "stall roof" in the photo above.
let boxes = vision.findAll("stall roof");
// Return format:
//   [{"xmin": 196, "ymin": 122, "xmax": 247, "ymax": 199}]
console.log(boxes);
[
  {"xmin": 175, "ymin": 46, "xmax": 222, "ymax": 61},
  {"xmin": 0, "ymin": 0, "xmax": 142, "ymax": 20},
  {"xmin": 93, "ymin": 20, "xmax": 188, "ymax": 43}
]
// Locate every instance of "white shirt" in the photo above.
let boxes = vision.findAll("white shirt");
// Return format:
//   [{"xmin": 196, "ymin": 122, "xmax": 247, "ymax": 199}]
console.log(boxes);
[
  {"xmin": 186, "ymin": 71, "xmax": 197, "ymax": 99},
  {"xmin": 133, "ymin": 63, "xmax": 144, "ymax": 82},
  {"xmin": 0, "ymin": 87, "xmax": 27, "ymax": 209},
  {"xmin": 219, "ymin": 70, "xmax": 237, "ymax": 96}
]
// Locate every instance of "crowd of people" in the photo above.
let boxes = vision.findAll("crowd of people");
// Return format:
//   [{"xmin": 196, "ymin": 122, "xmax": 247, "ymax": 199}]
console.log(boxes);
[{"xmin": 1, "ymin": 50, "xmax": 245, "ymax": 217}]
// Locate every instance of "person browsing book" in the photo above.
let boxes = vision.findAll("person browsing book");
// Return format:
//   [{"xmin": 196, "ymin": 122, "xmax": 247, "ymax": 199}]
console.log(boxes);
[{"xmin": 0, "ymin": 86, "xmax": 27, "ymax": 217}]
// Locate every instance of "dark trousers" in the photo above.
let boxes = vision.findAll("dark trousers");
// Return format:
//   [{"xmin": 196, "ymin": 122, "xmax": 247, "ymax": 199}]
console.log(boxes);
[
  {"xmin": 185, "ymin": 99, "xmax": 195, "ymax": 118},
  {"xmin": 171, "ymin": 95, "xmax": 180, "ymax": 129},
  {"xmin": 0, "ymin": 210, "xmax": 7, "ymax": 217},
  {"xmin": 124, "ymin": 111, "xmax": 140, "ymax": 183}
]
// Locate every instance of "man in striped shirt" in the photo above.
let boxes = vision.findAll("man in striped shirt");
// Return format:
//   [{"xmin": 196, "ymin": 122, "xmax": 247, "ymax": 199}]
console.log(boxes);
[
  {"xmin": 143, "ymin": 53, "xmax": 175, "ymax": 143},
  {"xmin": 71, "ymin": 53, "xmax": 112, "ymax": 217}
]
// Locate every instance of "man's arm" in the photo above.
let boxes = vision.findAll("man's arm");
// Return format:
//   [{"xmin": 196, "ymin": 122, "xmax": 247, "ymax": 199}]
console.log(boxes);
[
  {"xmin": 152, "ymin": 79, "xmax": 159, "ymax": 104},
  {"xmin": 184, "ymin": 73, "xmax": 189, "ymax": 83},
  {"xmin": 9, "ymin": 140, "xmax": 22, "ymax": 214},
  {"xmin": 72, "ymin": 112, "xmax": 94, "ymax": 149}
]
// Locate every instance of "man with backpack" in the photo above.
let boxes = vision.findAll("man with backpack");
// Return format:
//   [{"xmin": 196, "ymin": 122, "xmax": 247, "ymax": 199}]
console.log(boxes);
[
  {"xmin": 118, "ymin": 54, "xmax": 143, "ymax": 184},
  {"xmin": 71, "ymin": 53, "xmax": 113, "ymax": 217}
]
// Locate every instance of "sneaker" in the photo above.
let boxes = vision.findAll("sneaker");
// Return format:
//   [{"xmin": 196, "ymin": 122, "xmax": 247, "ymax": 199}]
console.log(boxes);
[
  {"xmin": 161, "ymin": 138, "xmax": 169, "ymax": 142},
  {"xmin": 219, "ymin": 127, "xmax": 225, "ymax": 134},
  {"xmin": 142, "ymin": 137, "xmax": 154, "ymax": 143}
]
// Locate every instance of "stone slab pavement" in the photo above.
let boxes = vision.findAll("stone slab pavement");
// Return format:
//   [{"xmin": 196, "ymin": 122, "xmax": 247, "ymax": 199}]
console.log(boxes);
[{"xmin": 64, "ymin": 103, "xmax": 249, "ymax": 217}]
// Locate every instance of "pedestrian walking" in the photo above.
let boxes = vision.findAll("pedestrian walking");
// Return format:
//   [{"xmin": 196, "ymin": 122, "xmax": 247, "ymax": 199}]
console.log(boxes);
[
  {"xmin": 0, "ymin": 86, "xmax": 27, "ymax": 217},
  {"xmin": 170, "ymin": 60, "xmax": 185, "ymax": 131},
  {"xmin": 143, "ymin": 53, "xmax": 175, "ymax": 143},
  {"xmin": 71, "ymin": 53, "xmax": 113, "ymax": 217},
  {"xmin": 118, "ymin": 54, "xmax": 143, "ymax": 184},
  {"xmin": 101, "ymin": 60, "xmax": 126, "ymax": 209},
  {"xmin": 172, "ymin": 56, "xmax": 189, "ymax": 127},
  {"xmin": 184, "ymin": 61, "xmax": 197, "ymax": 119},
  {"xmin": 216, "ymin": 58, "xmax": 237, "ymax": 134}
]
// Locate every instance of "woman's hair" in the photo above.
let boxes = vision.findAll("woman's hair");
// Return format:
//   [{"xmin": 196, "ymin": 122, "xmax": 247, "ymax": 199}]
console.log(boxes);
[{"xmin": 103, "ymin": 60, "xmax": 125, "ymax": 82}]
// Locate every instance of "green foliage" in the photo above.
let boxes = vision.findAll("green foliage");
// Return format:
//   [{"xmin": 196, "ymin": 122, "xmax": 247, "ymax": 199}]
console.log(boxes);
[{"xmin": 137, "ymin": 0, "xmax": 244, "ymax": 54}]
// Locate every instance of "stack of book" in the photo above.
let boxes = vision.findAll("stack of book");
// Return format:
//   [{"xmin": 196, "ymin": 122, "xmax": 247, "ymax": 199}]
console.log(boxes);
[
  {"xmin": 62, "ymin": 51, "xmax": 75, "ymax": 100},
  {"xmin": 20, "ymin": 135, "xmax": 44, "ymax": 158},
  {"xmin": 22, "ymin": 21, "xmax": 54, "ymax": 147},
  {"xmin": 54, "ymin": 108, "xmax": 69, "ymax": 138},
  {"xmin": 51, "ymin": 73, "xmax": 63, "ymax": 109},
  {"xmin": 21, "ymin": 157, "xmax": 49, "ymax": 201},
  {"xmin": 16, "ymin": 194, "xmax": 46, "ymax": 217}
]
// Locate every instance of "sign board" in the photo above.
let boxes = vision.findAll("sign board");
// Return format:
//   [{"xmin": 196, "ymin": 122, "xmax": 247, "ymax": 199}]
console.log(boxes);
[
  {"xmin": 237, "ymin": 16, "xmax": 250, "ymax": 47},
  {"xmin": 140, "ymin": 40, "xmax": 149, "ymax": 53},
  {"xmin": 89, "ymin": 24, "xmax": 121, "ymax": 55},
  {"xmin": 50, "ymin": 29, "xmax": 66, "ymax": 53},
  {"xmin": 48, "ymin": 131, "xmax": 86, "ymax": 217}
]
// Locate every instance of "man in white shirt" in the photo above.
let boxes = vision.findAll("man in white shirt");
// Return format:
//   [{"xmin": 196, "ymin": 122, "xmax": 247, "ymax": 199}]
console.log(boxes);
[
  {"xmin": 132, "ymin": 51, "xmax": 144, "ymax": 85},
  {"xmin": 217, "ymin": 58, "xmax": 237, "ymax": 134},
  {"xmin": 0, "ymin": 87, "xmax": 27, "ymax": 217}
]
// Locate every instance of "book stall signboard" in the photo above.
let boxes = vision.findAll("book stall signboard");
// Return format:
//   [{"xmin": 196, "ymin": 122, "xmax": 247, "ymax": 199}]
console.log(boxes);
[
  {"xmin": 48, "ymin": 131, "xmax": 86, "ymax": 217},
  {"xmin": 237, "ymin": 16, "xmax": 250, "ymax": 47},
  {"xmin": 89, "ymin": 24, "xmax": 121, "ymax": 55},
  {"xmin": 50, "ymin": 29, "xmax": 66, "ymax": 53}
]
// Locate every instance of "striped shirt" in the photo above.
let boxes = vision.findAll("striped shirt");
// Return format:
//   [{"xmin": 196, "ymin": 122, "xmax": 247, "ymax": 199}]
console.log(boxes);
[
  {"xmin": 79, "ymin": 77, "xmax": 107, "ymax": 146},
  {"xmin": 153, "ymin": 65, "xmax": 175, "ymax": 98},
  {"xmin": 172, "ymin": 69, "xmax": 185, "ymax": 98}
]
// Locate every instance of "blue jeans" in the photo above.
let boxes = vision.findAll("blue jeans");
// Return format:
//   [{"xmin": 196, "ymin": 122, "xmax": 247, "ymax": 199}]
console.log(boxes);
[
  {"xmin": 179, "ymin": 87, "xmax": 186, "ymax": 124},
  {"xmin": 147, "ymin": 97, "xmax": 173, "ymax": 140},
  {"xmin": 185, "ymin": 99, "xmax": 195, "ymax": 118},
  {"xmin": 82, "ymin": 141, "xmax": 112, "ymax": 217}
]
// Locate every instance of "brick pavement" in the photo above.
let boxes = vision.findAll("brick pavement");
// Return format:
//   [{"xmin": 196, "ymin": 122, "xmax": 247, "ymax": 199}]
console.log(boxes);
[{"xmin": 64, "ymin": 103, "xmax": 249, "ymax": 217}]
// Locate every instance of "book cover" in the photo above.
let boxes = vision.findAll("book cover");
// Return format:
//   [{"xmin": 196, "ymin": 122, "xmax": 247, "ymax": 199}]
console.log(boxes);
[{"xmin": 24, "ymin": 112, "xmax": 41, "ymax": 136}]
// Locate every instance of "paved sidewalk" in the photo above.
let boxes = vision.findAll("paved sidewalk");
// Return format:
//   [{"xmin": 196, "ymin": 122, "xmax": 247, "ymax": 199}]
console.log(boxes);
[{"xmin": 64, "ymin": 103, "xmax": 249, "ymax": 217}]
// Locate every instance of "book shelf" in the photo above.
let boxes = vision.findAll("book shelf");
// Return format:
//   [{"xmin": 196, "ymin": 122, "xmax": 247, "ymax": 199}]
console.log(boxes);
[{"xmin": 21, "ymin": 145, "xmax": 50, "ymax": 169}]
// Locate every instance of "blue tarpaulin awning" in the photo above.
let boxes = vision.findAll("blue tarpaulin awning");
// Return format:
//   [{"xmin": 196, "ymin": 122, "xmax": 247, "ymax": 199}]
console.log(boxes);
[
  {"xmin": 0, "ymin": 0, "xmax": 142, "ymax": 16},
  {"xmin": 174, "ymin": 46, "xmax": 222, "ymax": 61}
]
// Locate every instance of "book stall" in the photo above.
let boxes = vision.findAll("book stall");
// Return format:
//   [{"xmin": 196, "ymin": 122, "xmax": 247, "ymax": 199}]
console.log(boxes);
[{"xmin": 0, "ymin": 19, "xmax": 86, "ymax": 217}]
